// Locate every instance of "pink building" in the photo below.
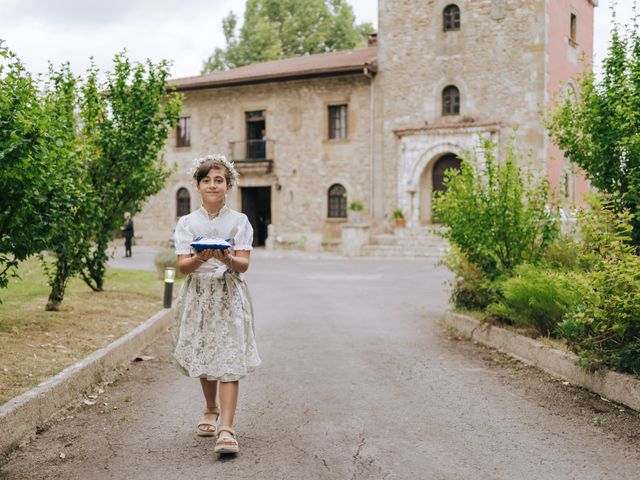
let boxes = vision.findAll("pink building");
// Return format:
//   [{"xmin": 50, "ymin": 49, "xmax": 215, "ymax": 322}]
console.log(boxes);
[{"xmin": 546, "ymin": 0, "xmax": 596, "ymax": 206}]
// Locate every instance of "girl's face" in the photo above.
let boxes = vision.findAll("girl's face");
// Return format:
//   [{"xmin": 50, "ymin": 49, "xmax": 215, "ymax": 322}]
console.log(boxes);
[{"xmin": 197, "ymin": 166, "xmax": 231, "ymax": 205}]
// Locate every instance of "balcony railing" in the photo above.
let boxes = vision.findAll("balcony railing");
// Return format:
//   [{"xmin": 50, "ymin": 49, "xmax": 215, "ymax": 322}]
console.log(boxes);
[{"xmin": 229, "ymin": 139, "xmax": 275, "ymax": 169}]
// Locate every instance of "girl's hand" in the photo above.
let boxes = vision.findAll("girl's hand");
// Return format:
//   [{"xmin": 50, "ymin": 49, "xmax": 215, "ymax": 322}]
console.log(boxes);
[
  {"xmin": 212, "ymin": 248, "xmax": 232, "ymax": 265},
  {"xmin": 196, "ymin": 249, "xmax": 215, "ymax": 262}
]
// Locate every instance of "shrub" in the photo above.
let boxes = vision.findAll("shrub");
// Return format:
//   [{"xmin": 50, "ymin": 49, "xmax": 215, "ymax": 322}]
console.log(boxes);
[
  {"xmin": 153, "ymin": 250, "xmax": 181, "ymax": 280},
  {"xmin": 555, "ymin": 198, "xmax": 640, "ymax": 374},
  {"xmin": 433, "ymin": 138, "xmax": 559, "ymax": 281},
  {"xmin": 557, "ymin": 253, "xmax": 640, "ymax": 373},
  {"xmin": 488, "ymin": 264, "xmax": 588, "ymax": 336},
  {"xmin": 544, "ymin": 236, "xmax": 579, "ymax": 271},
  {"xmin": 442, "ymin": 247, "xmax": 500, "ymax": 311},
  {"xmin": 349, "ymin": 201, "xmax": 364, "ymax": 212}
]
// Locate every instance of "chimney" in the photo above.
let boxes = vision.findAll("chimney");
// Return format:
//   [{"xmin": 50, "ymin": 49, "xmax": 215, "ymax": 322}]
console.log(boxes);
[{"xmin": 367, "ymin": 33, "xmax": 378, "ymax": 47}]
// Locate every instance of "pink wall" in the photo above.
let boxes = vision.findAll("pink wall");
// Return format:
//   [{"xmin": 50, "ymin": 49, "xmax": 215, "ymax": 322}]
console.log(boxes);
[{"xmin": 546, "ymin": 0, "xmax": 595, "ymax": 207}]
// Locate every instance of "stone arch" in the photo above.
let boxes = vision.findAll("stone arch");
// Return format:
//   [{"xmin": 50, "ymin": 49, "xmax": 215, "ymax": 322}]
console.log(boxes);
[{"xmin": 405, "ymin": 143, "xmax": 463, "ymax": 225}]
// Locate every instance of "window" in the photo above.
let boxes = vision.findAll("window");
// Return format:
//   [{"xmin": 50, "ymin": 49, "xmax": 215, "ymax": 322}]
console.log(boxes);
[
  {"xmin": 443, "ymin": 4, "xmax": 461, "ymax": 31},
  {"xmin": 328, "ymin": 105, "xmax": 348, "ymax": 140},
  {"xmin": 246, "ymin": 110, "xmax": 266, "ymax": 159},
  {"xmin": 442, "ymin": 85, "xmax": 460, "ymax": 116},
  {"xmin": 177, "ymin": 116, "xmax": 191, "ymax": 147},
  {"xmin": 328, "ymin": 184, "xmax": 347, "ymax": 218},
  {"xmin": 176, "ymin": 188, "xmax": 191, "ymax": 217},
  {"xmin": 569, "ymin": 13, "xmax": 577, "ymax": 45}
]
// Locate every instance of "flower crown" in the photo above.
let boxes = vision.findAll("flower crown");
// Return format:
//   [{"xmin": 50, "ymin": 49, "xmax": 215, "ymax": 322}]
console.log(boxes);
[{"xmin": 189, "ymin": 153, "xmax": 240, "ymax": 186}]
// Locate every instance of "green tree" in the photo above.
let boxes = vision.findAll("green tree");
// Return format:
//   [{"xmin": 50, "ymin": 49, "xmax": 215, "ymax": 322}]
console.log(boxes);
[
  {"xmin": 79, "ymin": 53, "xmax": 182, "ymax": 291},
  {"xmin": 202, "ymin": 0, "xmax": 375, "ymax": 72},
  {"xmin": 0, "ymin": 45, "xmax": 79, "ymax": 293},
  {"xmin": 39, "ymin": 63, "xmax": 96, "ymax": 311},
  {"xmin": 547, "ymin": 13, "xmax": 640, "ymax": 246}
]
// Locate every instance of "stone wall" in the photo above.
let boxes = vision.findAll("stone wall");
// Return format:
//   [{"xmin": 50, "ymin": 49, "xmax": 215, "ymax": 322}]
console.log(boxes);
[
  {"xmin": 374, "ymin": 0, "xmax": 550, "ymax": 228},
  {"xmin": 136, "ymin": 74, "xmax": 373, "ymax": 246}
]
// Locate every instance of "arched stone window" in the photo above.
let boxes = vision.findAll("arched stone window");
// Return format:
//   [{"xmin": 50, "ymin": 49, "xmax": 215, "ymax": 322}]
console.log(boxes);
[
  {"xmin": 442, "ymin": 85, "xmax": 460, "ymax": 116},
  {"xmin": 327, "ymin": 184, "xmax": 347, "ymax": 218},
  {"xmin": 176, "ymin": 188, "xmax": 191, "ymax": 217},
  {"xmin": 443, "ymin": 4, "xmax": 461, "ymax": 31}
]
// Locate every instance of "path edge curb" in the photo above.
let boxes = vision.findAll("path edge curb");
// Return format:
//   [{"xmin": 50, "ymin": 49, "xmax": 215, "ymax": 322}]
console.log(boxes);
[
  {"xmin": 443, "ymin": 311, "xmax": 640, "ymax": 412},
  {"xmin": 0, "ymin": 308, "xmax": 173, "ymax": 457}
]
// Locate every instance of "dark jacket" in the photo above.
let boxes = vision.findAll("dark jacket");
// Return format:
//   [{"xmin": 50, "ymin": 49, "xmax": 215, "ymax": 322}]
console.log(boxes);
[{"xmin": 122, "ymin": 219, "xmax": 134, "ymax": 238}]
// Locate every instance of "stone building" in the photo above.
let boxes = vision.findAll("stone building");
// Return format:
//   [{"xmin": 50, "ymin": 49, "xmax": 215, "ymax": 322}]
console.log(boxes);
[{"xmin": 136, "ymin": 0, "xmax": 596, "ymax": 250}]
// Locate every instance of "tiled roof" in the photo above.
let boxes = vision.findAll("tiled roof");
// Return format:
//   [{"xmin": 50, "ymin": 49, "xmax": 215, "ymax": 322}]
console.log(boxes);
[{"xmin": 168, "ymin": 46, "xmax": 377, "ymax": 91}]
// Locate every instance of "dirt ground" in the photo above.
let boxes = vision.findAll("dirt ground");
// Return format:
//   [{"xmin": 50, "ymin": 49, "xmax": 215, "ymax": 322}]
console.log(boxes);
[{"xmin": 445, "ymin": 331, "xmax": 640, "ymax": 444}]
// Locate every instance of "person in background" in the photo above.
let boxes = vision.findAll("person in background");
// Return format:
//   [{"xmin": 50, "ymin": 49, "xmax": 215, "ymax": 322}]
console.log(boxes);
[{"xmin": 121, "ymin": 212, "xmax": 134, "ymax": 258}]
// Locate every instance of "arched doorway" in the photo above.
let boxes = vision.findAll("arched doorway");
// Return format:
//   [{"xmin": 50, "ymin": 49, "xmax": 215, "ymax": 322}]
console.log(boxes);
[
  {"xmin": 431, "ymin": 153, "xmax": 461, "ymax": 221},
  {"xmin": 417, "ymin": 152, "xmax": 461, "ymax": 224},
  {"xmin": 432, "ymin": 153, "xmax": 462, "ymax": 195}
]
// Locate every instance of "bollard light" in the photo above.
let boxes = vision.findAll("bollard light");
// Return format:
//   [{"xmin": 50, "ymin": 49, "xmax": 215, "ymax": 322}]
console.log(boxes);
[{"xmin": 163, "ymin": 267, "xmax": 175, "ymax": 308}]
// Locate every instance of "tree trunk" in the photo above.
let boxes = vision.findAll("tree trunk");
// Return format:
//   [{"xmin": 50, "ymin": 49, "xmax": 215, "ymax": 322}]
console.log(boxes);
[
  {"xmin": 81, "ymin": 236, "xmax": 108, "ymax": 292},
  {"xmin": 46, "ymin": 257, "xmax": 69, "ymax": 311}
]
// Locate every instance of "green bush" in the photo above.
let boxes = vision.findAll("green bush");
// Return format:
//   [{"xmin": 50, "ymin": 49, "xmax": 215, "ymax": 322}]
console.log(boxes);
[
  {"xmin": 543, "ymin": 236, "xmax": 579, "ymax": 271},
  {"xmin": 153, "ymin": 250, "xmax": 182, "ymax": 280},
  {"xmin": 392, "ymin": 209, "xmax": 404, "ymax": 220},
  {"xmin": 555, "ymin": 198, "xmax": 640, "ymax": 374},
  {"xmin": 349, "ymin": 201, "xmax": 364, "ymax": 212},
  {"xmin": 488, "ymin": 264, "xmax": 588, "ymax": 336},
  {"xmin": 433, "ymin": 138, "xmax": 559, "ymax": 281},
  {"xmin": 442, "ymin": 247, "xmax": 500, "ymax": 311}
]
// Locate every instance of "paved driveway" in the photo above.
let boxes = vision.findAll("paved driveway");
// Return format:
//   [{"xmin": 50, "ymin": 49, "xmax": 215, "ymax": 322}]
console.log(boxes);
[{"xmin": 2, "ymin": 257, "xmax": 639, "ymax": 479}]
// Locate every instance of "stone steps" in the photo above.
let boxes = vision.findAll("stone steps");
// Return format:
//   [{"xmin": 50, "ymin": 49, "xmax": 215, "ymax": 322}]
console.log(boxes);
[
  {"xmin": 360, "ymin": 229, "xmax": 450, "ymax": 258},
  {"xmin": 369, "ymin": 236, "xmax": 446, "ymax": 247},
  {"xmin": 360, "ymin": 244, "xmax": 448, "ymax": 258}
]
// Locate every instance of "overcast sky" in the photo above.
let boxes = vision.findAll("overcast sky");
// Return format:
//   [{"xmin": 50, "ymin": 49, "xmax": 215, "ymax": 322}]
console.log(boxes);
[{"xmin": 0, "ymin": 0, "xmax": 634, "ymax": 80}]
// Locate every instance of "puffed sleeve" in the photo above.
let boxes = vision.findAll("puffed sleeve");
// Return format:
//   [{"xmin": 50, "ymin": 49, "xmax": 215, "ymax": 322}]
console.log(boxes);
[
  {"xmin": 233, "ymin": 214, "xmax": 254, "ymax": 250},
  {"xmin": 174, "ymin": 216, "xmax": 193, "ymax": 255}
]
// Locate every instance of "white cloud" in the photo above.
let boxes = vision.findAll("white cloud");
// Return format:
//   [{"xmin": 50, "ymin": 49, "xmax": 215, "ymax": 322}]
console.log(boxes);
[
  {"xmin": 0, "ymin": 0, "xmax": 242, "ymax": 78},
  {"xmin": 0, "ymin": 0, "xmax": 631, "ymax": 81}
]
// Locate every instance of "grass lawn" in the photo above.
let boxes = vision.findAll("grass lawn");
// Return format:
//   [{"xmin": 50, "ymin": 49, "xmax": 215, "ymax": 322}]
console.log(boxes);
[{"xmin": 0, "ymin": 258, "xmax": 180, "ymax": 406}]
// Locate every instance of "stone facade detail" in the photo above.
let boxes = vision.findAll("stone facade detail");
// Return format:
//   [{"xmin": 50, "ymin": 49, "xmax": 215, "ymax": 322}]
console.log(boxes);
[
  {"xmin": 395, "ymin": 122, "xmax": 500, "ymax": 227},
  {"xmin": 138, "ymin": 75, "xmax": 373, "ymax": 246}
]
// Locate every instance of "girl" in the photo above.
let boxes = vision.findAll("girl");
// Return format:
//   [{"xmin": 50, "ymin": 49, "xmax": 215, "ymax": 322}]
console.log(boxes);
[{"xmin": 172, "ymin": 153, "xmax": 261, "ymax": 455}]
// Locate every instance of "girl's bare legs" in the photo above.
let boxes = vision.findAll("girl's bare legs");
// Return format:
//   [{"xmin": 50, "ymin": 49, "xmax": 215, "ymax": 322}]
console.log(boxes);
[
  {"xmin": 218, "ymin": 381, "xmax": 239, "ymax": 441},
  {"xmin": 200, "ymin": 378, "xmax": 219, "ymax": 432}
]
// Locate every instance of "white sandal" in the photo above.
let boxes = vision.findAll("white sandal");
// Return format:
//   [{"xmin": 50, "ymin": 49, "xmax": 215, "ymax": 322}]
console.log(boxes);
[
  {"xmin": 214, "ymin": 426, "xmax": 239, "ymax": 454},
  {"xmin": 196, "ymin": 406, "xmax": 219, "ymax": 437}
]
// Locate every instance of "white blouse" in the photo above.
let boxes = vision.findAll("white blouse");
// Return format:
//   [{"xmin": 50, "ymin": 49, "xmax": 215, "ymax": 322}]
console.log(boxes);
[{"xmin": 174, "ymin": 206, "xmax": 253, "ymax": 274}]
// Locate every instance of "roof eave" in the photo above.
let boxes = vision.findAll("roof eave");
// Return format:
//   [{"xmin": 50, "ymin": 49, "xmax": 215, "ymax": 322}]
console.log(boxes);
[{"xmin": 167, "ymin": 65, "xmax": 376, "ymax": 92}]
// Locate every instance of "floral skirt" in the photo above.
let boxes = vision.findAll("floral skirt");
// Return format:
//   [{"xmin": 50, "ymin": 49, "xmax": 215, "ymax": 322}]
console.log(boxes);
[{"xmin": 171, "ymin": 271, "xmax": 261, "ymax": 382}]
